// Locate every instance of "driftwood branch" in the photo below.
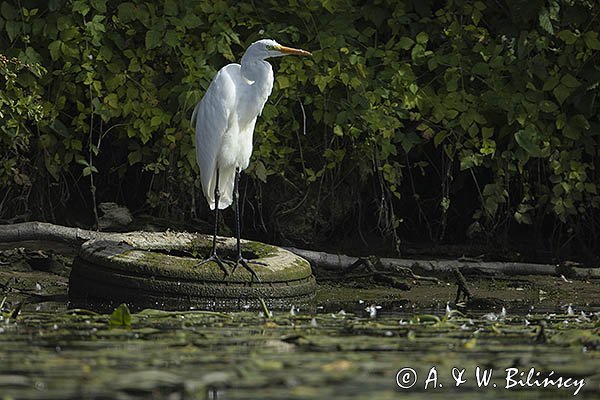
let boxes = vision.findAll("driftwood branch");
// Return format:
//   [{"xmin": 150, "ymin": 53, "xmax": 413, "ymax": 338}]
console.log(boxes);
[
  {"xmin": 340, "ymin": 257, "xmax": 412, "ymax": 289},
  {"xmin": 0, "ymin": 221, "xmax": 106, "ymax": 245},
  {"xmin": 284, "ymin": 247, "xmax": 600, "ymax": 279},
  {"xmin": 1, "ymin": 222, "xmax": 599, "ymax": 278}
]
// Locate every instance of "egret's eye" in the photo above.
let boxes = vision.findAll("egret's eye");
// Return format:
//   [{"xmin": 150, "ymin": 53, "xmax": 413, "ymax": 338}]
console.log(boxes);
[{"xmin": 266, "ymin": 44, "xmax": 277, "ymax": 51}]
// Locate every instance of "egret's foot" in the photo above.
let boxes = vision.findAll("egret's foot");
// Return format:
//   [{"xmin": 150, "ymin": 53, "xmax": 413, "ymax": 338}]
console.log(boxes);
[
  {"xmin": 195, "ymin": 254, "xmax": 232, "ymax": 277},
  {"xmin": 232, "ymin": 258, "xmax": 266, "ymax": 282}
]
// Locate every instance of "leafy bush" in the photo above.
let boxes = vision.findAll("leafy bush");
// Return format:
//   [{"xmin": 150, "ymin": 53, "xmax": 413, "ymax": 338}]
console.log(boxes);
[
  {"xmin": 0, "ymin": 51, "xmax": 45, "ymax": 220},
  {"xmin": 1, "ymin": 0, "xmax": 599, "ymax": 258}
]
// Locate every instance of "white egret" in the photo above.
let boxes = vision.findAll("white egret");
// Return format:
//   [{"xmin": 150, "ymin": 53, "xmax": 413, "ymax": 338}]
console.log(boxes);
[{"xmin": 191, "ymin": 39, "xmax": 311, "ymax": 280}]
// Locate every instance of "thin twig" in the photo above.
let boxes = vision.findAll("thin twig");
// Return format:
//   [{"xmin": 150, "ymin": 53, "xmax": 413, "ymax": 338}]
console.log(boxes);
[
  {"xmin": 88, "ymin": 84, "xmax": 99, "ymax": 230},
  {"xmin": 298, "ymin": 99, "xmax": 307, "ymax": 136}
]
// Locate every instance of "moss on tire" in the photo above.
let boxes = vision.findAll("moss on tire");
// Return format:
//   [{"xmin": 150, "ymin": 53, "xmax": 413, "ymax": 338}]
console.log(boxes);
[{"xmin": 69, "ymin": 232, "xmax": 316, "ymax": 310}]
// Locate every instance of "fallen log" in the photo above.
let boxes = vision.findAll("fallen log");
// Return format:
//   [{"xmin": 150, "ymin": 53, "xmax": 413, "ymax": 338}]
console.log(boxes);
[
  {"xmin": 1, "ymin": 222, "xmax": 599, "ymax": 278},
  {"xmin": 284, "ymin": 247, "xmax": 600, "ymax": 279},
  {"xmin": 0, "ymin": 221, "xmax": 114, "ymax": 244}
]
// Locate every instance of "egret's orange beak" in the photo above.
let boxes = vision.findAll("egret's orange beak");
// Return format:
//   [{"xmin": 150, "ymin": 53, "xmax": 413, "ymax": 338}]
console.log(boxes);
[{"xmin": 277, "ymin": 45, "xmax": 312, "ymax": 56}]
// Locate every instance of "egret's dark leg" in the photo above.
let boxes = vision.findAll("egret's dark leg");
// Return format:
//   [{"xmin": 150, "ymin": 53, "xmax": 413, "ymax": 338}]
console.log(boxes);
[
  {"xmin": 195, "ymin": 168, "xmax": 230, "ymax": 276},
  {"xmin": 231, "ymin": 168, "xmax": 264, "ymax": 281},
  {"xmin": 209, "ymin": 170, "xmax": 221, "ymax": 256}
]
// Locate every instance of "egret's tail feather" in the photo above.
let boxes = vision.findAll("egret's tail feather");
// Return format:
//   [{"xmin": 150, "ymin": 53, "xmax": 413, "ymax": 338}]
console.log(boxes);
[{"xmin": 204, "ymin": 165, "xmax": 235, "ymax": 210}]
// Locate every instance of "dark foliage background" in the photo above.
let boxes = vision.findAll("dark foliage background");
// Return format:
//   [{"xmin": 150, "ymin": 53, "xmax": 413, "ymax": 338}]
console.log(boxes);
[{"xmin": 1, "ymin": 0, "xmax": 599, "ymax": 262}]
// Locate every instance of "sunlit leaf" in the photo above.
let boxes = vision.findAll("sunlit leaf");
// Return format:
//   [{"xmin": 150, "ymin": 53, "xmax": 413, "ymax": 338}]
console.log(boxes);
[
  {"xmin": 397, "ymin": 37, "xmax": 414, "ymax": 50},
  {"xmin": 109, "ymin": 303, "xmax": 132, "ymax": 328}
]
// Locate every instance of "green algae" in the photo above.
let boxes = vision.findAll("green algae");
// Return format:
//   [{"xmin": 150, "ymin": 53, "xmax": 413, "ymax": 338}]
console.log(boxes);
[
  {"xmin": 2, "ymin": 241, "xmax": 600, "ymax": 399},
  {"xmin": 69, "ymin": 235, "xmax": 316, "ymax": 310},
  {"xmin": 186, "ymin": 237, "xmax": 277, "ymax": 260},
  {"xmin": 0, "ymin": 304, "xmax": 598, "ymax": 399}
]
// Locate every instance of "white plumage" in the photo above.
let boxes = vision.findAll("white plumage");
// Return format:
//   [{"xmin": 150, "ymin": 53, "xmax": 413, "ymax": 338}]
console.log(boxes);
[
  {"xmin": 190, "ymin": 39, "xmax": 311, "ymax": 278},
  {"xmin": 192, "ymin": 39, "xmax": 310, "ymax": 210}
]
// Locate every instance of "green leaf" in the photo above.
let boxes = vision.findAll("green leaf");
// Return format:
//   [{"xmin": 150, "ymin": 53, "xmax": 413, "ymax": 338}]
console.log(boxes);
[
  {"xmin": 322, "ymin": 0, "xmax": 336, "ymax": 13},
  {"xmin": 397, "ymin": 37, "xmax": 414, "ymax": 50},
  {"xmin": 72, "ymin": 0, "xmax": 90, "ymax": 16},
  {"xmin": 539, "ymin": 100, "xmax": 558, "ymax": 113},
  {"xmin": 48, "ymin": 40, "xmax": 62, "ymax": 61},
  {"xmin": 90, "ymin": 0, "xmax": 107, "ymax": 13},
  {"xmin": 145, "ymin": 29, "xmax": 163, "ymax": 50},
  {"xmin": 557, "ymin": 30, "xmax": 578, "ymax": 45},
  {"xmin": 583, "ymin": 31, "xmax": 600, "ymax": 50},
  {"xmin": 561, "ymin": 74, "xmax": 580, "ymax": 88},
  {"xmin": 468, "ymin": 123, "xmax": 479, "ymax": 137},
  {"xmin": 433, "ymin": 130, "xmax": 448, "ymax": 147},
  {"xmin": 109, "ymin": 303, "xmax": 132, "ymax": 328},
  {"xmin": 150, "ymin": 115, "xmax": 162, "ymax": 127},
  {"xmin": 277, "ymin": 75, "xmax": 290, "ymax": 89},
  {"xmin": 333, "ymin": 125, "xmax": 343, "ymax": 137},
  {"xmin": 570, "ymin": 114, "xmax": 590, "ymax": 130},
  {"xmin": 538, "ymin": 8, "xmax": 553, "ymax": 34},
  {"xmin": 556, "ymin": 113, "xmax": 567, "ymax": 130},
  {"xmin": 542, "ymin": 75, "xmax": 559, "ymax": 91},
  {"xmin": 514, "ymin": 210, "xmax": 532, "ymax": 224},
  {"xmin": 481, "ymin": 127, "xmax": 493, "ymax": 139},
  {"xmin": 181, "ymin": 12, "xmax": 201, "ymax": 28},
  {"xmin": 254, "ymin": 160, "xmax": 267, "ymax": 183},
  {"xmin": 104, "ymin": 93, "xmax": 118, "ymax": 108},
  {"xmin": 314, "ymin": 75, "xmax": 330, "ymax": 93},
  {"xmin": 1, "ymin": 2, "xmax": 18, "ymax": 19},
  {"xmin": 39, "ymin": 134, "xmax": 57, "ymax": 149},
  {"xmin": 44, "ymin": 158, "xmax": 60, "ymax": 182},
  {"xmin": 471, "ymin": 62, "xmax": 489, "ymax": 76},
  {"xmin": 163, "ymin": 30, "xmax": 178, "ymax": 47},
  {"xmin": 117, "ymin": 2, "xmax": 136, "ymax": 22},
  {"xmin": 400, "ymin": 132, "xmax": 420, "ymax": 153},
  {"xmin": 164, "ymin": 0, "xmax": 178, "ymax": 16},
  {"xmin": 445, "ymin": 70, "xmax": 459, "ymax": 92},
  {"xmin": 553, "ymin": 84, "xmax": 572, "ymax": 105},
  {"xmin": 5, "ymin": 20, "xmax": 20, "ymax": 42},
  {"xmin": 48, "ymin": 0, "xmax": 61, "ymax": 11},
  {"xmin": 49, "ymin": 119, "xmax": 69, "ymax": 137},
  {"xmin": 562, "ymin": 124, "xmax": 580, "ymax": 140},
  {"xmin": 459, "ymin": 151, "xmax": 482, "ymax": 170},
  {"xmin": 515, "ymin": 128, "xmax": 542, "ymax": 157},
  {"xmin": 128, "ymin": 150, "xmax": 142, "ymax": 165},
  {"xmin": 416, "ymin": 32, "xmax": 429, "ymax": 45}
]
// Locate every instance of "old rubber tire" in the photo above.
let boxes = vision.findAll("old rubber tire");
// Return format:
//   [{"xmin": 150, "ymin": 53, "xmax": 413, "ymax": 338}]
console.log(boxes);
[{"xmin": 69, "ymin": 231, "xmax": 316, "ymax": 310}]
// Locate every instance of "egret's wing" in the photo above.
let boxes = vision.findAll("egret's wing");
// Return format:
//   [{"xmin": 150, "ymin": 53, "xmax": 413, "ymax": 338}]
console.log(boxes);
[{"xmin": 192, "ymin": 64, "xmax": 239, "ymax": 210}]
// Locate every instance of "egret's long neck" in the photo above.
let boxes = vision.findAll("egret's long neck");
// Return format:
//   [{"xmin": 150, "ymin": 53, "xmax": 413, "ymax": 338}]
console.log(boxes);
[
  {"xmin": 240, "ymin": 56, "xmax": 272, "ymax": 87},
  {"xmin": 239, "ymin": 55, "xmax": 274, "ymax": 119}
]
